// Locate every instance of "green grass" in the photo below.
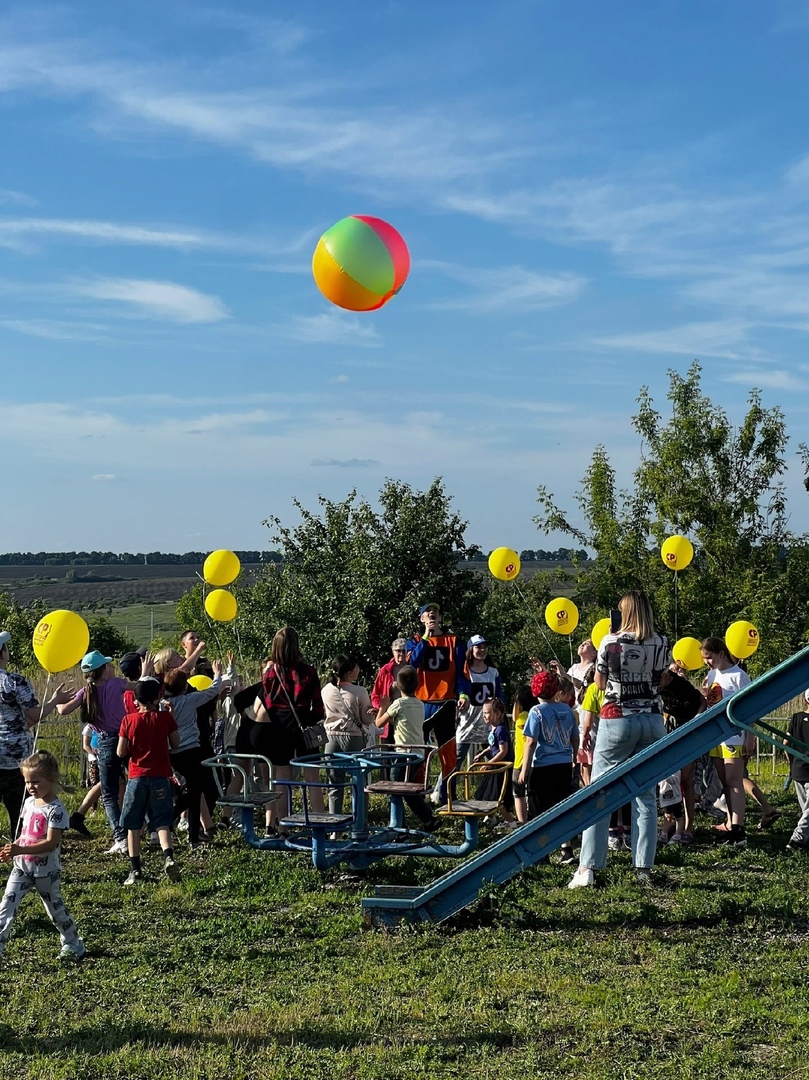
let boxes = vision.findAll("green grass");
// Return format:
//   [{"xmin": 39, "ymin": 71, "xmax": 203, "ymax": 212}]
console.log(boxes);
[
  {"xmin": 1, "ymin": 740, "xmax": 809, "ymax": 1079},
  {"xmin": 100, "ymin": 602, "xmax": 180, "ymax": 644}
]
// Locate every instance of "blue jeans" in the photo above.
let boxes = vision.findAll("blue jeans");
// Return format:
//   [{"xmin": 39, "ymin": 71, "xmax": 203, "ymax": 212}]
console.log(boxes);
[
  {"xmin": 579, "ymin": 712, "xmax": 666, "ymax": 871},
  {"xmin": 96, "ymin": 732, "xmax": 126, "ymax": 842}
]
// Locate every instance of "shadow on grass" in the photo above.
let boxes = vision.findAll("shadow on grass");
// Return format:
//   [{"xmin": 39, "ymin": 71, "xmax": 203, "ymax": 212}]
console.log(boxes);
[{"xmin": 0, "ymin": 1022, "xmax": 519, "ymax": 1055}]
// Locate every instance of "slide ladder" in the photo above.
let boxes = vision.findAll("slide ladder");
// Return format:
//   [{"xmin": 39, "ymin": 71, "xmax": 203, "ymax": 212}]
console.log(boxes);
[{"xmin": 362, "ymin": 644, "xmax": 809, "ymax": 927}]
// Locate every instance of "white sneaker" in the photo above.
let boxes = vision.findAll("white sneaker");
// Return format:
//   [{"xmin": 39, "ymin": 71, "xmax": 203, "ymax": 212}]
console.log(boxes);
[
  {"xmin": 59, "ymin": 942, "xmax": 86, "ymax": 961},
  {"xmin": 635, "ymin": 870, "xmax": 652, "ymax": 884},
  {"xmin": 105, "ymin": 839, "xmax": 128, "ymax": 855},
  {"xmin": 567, "ymin": 867, "xmax": 595, "ymax": 889},
  {"xmin": 429, "ymin": 792, "xmax": 441, "ymax": 806},
  {"xmin": 607, "ymin": 834, "xmax": 621, "ymax": 852},
  {"xmin": 177, "ymin": 817, "xmax": 190, "ymax": 832}
]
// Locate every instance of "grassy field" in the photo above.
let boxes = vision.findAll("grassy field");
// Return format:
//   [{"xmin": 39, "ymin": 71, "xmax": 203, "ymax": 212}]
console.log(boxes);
[
  {"xmin": 103, "ymin": 602, "xmax": 180, "ymax": 644},
  {"xmin": 1, "ymin": 720, "xmax": 808, "ymax": 1080}
]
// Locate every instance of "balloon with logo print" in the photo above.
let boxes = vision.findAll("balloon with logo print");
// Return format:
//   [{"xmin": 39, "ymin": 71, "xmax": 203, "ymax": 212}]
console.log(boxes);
[
  {"xmin": 488, "ymin": 547, "xmax": 521, "ymax": 582},
  {"xmin": 661, "ymin": 535, "xmax": 694, "ymax": 571},
  {"xmin": 725, "ymin": 620, "xmax": 759, "ymax": 660},
  {"xmin": 32, "ymin": 610, "xmax": 90, "ymax": 673},
  {"xmin": 545, "ymin": 597, "xmax": 579, "ymax": 635}
]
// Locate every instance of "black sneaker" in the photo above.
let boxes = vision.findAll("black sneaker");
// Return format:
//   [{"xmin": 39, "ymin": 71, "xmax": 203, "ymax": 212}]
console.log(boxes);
[
  {"xmin": 719, "ymin": 825, "xmax": 747, "ymax": 847},
  {"xmin": 786, "ymin": 839, "xmax": 808, "ymax": 852},
  {"xmin": 421, "ymin": 818, "xmax": 442, "ymax": 833},
  {"xmin": 69, "ymin": 812, "xmax": 92, "ymax": 839}
]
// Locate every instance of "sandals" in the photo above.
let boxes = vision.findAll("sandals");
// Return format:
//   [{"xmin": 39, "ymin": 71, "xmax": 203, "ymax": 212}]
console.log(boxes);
[{"xmin": 758, "ymin": 811, "xmax": 781, "ymax": 830}]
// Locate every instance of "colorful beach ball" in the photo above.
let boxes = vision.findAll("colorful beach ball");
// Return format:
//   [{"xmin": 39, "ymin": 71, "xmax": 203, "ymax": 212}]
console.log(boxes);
[{"xmin": 312, "ymin": 215, "xmax": 410, "ymax": 311}]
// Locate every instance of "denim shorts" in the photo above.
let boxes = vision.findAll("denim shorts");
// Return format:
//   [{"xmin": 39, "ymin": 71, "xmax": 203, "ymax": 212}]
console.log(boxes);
[{"xmin": 120, "ymin": 776, "xmax": 175, "ymax": 831}]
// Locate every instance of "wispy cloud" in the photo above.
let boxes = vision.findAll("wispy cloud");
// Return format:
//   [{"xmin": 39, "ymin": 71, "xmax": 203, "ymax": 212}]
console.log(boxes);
[
  {"xmin": 427, "ymin": 261, "xmax": 586, "ymax": 313},
  {"xmin": 0, "ymin": 188, "xmax": 37, "ymax": 207},
  {"xmin": 275, "ymin": 312, "xmax": 381, "ymax": 346},
  {"xmin": 0, "ymin": 215, "xmax": 307, "ymax": 257},
  {"xmin": 91, "ymin": 473, "xmax": 117, "ymax": 481},
  {"xmin": 723, "ymin": 369, "xmax": 809, "ymax": 391},
  {"xmin": 594, "ymin": 319, "xmax": 761, "ymax": 360},
  {"xmin": 71, "ymin": 278, "xmax": 229, "ymax": 323},
  {"xmin": 310, "ymin": 457, "xmax": 379, "ymax": 467},
  {"xmin": 0, "ymin": 318, "xmax": 118, "ymax": 342}
]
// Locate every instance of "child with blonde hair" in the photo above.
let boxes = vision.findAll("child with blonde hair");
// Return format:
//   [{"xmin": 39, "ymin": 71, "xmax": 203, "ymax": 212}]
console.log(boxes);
[{"xmin": 0, "ymin": 750, "xmax": 85, "ymax": 961}]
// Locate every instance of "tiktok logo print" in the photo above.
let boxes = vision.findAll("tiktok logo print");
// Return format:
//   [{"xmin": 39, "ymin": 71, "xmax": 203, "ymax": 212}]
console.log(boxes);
[
  {"xmin": 469, "ymin": 682, "xmax": 495, "ymax": 707},
  {"xmin": 424, "ymin": 645, "xmax": 450, "ymax": 673}
]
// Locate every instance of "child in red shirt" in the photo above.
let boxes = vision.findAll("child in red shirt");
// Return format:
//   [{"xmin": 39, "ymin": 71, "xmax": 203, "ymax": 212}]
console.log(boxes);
[{"xmin": 117, "ymin": 678, "xmax": 180, "ymax": 886}]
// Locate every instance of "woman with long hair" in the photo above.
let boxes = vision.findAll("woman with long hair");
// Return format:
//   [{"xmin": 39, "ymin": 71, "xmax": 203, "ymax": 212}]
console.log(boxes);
[
  {"xmin": 568, "ymin": 590, "xmax": 671, "ymax": 888},
  {"xmin": 321, "ymin": 654, "xmax": 376, "ymax": 815},
  {"xmin": 250, "ymin": 628, "xmax": 326, "ymax": 817}
]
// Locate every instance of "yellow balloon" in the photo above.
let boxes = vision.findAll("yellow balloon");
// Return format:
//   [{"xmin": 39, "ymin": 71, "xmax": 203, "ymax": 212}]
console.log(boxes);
[
  {"xmin": 488, "ymin": 547, "xmax": 521, "ymax": 582},
  {"xmin": 188, "ymin": 674, "xmax": 213, "ymax": 691},
  {"xmin": 203, "ymin": 549, "xmax": 241, "ymax": 587},
  {"xmin": 545, "ymin": 597, "xmax": 579, "ymax": 635},
  {"xmin": 725, "ymin": 620, "xmax": 759, "ymax": 659},
  {"xmin": 591, "ymin": 617, "xmax": 611, "ymax": 649},
  {"xmin": 205, "ymin": 589, "xmax": 238, "ymax": 622},
  {"xmin": 32, "ymin": 610, "xmax": 90, "ymax": 674},
  {"xmin": 672, "ymin": 636, "xmax": 704, "ymax": 671},
  {"xmin": 661, "ymin": 535, "xmax": 694, "ymax": 571}
]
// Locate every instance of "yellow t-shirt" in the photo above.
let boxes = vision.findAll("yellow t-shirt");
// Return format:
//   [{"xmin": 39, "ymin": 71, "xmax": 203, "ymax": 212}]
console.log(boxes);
[
  {"xmin": 580, "ymin": 684, "xmax": 605, "ymax": 716},
  {"xmin": 513, "ymin": 711, "xmax": 529, "ymax": 771}
]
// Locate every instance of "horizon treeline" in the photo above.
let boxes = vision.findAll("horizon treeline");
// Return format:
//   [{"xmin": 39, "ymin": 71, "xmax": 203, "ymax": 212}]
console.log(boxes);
[
  {"xmin": 0, "ymin": 551, "xmax": 283, "ymax": 565},
  {"xmin": 0, "ymin": 548, "xmax": 588, "ymax": 567}
]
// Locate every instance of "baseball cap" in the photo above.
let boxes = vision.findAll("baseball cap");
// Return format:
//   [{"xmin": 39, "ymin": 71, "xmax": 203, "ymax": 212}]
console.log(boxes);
[
  {"xmin": 419, "ymin": 601, "xmax": 441, "ymax": 615},
  {"xmin": 467, "ymin": 634, "xmax": 488, "ymax": 649},
  {"xmin": 81, "ymin": 650, "xmax": 113, "ymax": 673},
  {"xmin": 531, "ymin": 671, "xmax": 560, "ymax": 699},
  {"xmin": 119, "ymin": 652, "xmax": 144, "ymax": 680},
  {"xmin": 0, "ymin": 630, "xmax": 10, "ymax": 651}
]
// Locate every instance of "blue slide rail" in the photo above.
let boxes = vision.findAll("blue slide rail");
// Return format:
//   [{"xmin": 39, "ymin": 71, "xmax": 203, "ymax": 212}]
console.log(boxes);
[{"xmin": 362, "ymin": 645, "xmax": 809, "ymax": 927}]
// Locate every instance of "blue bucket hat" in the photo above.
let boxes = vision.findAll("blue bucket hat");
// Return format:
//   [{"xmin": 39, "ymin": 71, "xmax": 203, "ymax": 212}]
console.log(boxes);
[{"xmin": 81, "ymin": 650, "xmax": 113, "ymax": 673}]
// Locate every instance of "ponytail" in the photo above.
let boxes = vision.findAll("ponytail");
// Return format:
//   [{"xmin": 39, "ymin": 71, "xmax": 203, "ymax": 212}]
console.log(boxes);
[{"xmin": 79, "ymin": 666, "xmax": 106, "ymax": 725}]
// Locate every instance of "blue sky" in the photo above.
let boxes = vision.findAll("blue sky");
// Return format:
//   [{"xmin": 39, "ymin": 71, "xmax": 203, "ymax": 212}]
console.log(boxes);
[{"xmin": 2, "ymin": 1, "xmax": 809, "ymax": 554}]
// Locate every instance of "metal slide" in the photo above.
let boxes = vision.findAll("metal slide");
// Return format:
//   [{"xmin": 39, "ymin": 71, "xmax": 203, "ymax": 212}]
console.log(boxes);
[{"xmin": 362, "ymin": 645, "xmax": 809, "ymax": 928}]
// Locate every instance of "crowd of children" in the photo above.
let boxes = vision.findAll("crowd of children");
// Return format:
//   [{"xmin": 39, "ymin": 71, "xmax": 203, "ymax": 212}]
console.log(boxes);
[{"xmin": 1, "ymin": 602, "xmax": 808, "ymax": 962}]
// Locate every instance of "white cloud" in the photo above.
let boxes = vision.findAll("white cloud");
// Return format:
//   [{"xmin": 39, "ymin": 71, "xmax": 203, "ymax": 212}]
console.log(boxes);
[
  {"xmin": 91, "ymin": 473, "xmax": 117, "ymax": 481},
  {"xmin": 723, "ymin": 369, "xmax": 809, "ymax": 392},
  {"xmin": 0, "ymin": 318, "xmax": 118, "ymax": 342},
  {"xmin": 0, "ymin": 188, "xmax": 37, "ymax": 207},
  {"xmin": 275, "ymin": 312, "xmax": 381, "ymax": 346},
  {"xmin": 0, "ymin": 215, "xmax": 307, "ymax": 257},
  {"xmin": 595, "ymin": 320, "xmax": 760, "ymax": 360},
  {"xmin": 311, "ymin": 457, "xmax": 378, "ymax": 467},
  {"xmin": 330, "ymin": 374, "xmax": 349, "ymax": 383},
  {"xmin": 71, "ymin": 278, "xmax": 229, "ymax": 323},
  {"xmin": 427, "ymin": 261, "xmax": 586, "ymax": 313}
]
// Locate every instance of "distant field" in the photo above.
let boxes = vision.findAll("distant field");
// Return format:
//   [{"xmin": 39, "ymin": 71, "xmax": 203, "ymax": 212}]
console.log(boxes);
[
  {"xmin": 104, "ymin": 601, "xmax": 181, "ymax": 644},
  {"xmin": 0, "ymin": 562, "xmax": 266, "ymax": 608}
]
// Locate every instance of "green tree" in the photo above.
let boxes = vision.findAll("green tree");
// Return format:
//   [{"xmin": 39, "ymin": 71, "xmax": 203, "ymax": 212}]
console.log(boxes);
[
  {"xmin": 84, "ymin": 616, "xmax": 136, "ymax": 659},
  {"xmin": 177, "ymin": 480, "xmax": 489, "ymax": 677},
  {"xmin": 534, "ymin": 361, "xmax": 809, "ymax": 673},
  {"xmin": 0, "ymin": 593, "xmax": 46, "ymax": 672}
]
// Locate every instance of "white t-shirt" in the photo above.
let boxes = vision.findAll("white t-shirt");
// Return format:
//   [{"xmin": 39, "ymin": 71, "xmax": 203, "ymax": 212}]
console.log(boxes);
[
  {"xmin": 704, "ymin": 665, "xmax": 751, "ymax": 747},
  {"xmin": 15, "ymin": 796, "xmax": 68, "ymax": 877}
]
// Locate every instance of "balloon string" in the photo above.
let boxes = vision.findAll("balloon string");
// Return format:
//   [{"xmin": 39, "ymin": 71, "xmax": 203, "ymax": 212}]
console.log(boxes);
[
  {"xmin": 15, "ymin": 671, "xmax": 53, "ymax": 840},
  {"xmin": 514, "ymin": 583, "xmax": 563, "ymax": 665},
  {"xmin": 674, "ymin": 571, "xmax": 679, "ymax": 640},
  {"xmin": 569, "ymin": 634, "xmax": 574, "ymax": 667}
]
